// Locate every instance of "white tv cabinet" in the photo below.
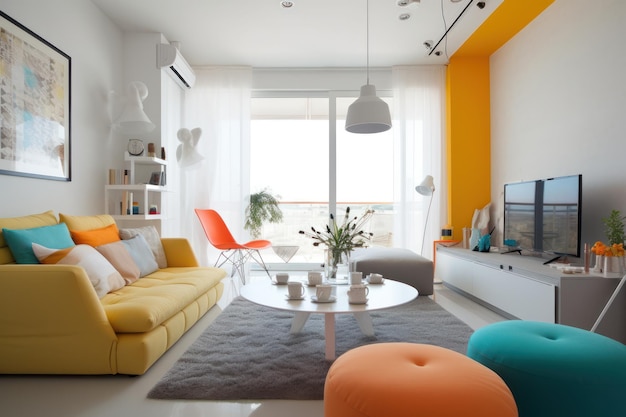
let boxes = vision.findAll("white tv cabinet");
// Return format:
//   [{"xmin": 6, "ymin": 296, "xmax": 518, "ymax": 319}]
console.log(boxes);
[{"xmin": 436, "ymin": 246, "xmax": 626, "ymax": 343}]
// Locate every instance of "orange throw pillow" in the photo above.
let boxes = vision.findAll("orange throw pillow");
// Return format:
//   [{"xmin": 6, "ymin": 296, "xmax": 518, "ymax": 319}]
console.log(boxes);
[{"xmin": 70, "ymin": 223, "xmax": 120, "ymax": 247}]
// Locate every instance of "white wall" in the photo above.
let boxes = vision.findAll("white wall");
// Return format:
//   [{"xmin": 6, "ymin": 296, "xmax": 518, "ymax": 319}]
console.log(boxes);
[
  {"xmin": 490, "ymin": 0, "xmax": 626, "ymax": 249},
  {"xmin": 0, "ymin": 0, "xmax": 123, "ymax": 217}
]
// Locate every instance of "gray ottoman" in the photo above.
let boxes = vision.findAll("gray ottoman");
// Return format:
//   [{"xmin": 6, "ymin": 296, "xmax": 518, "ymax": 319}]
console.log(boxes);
[{"xmin": 350, "ymin": 247, "xmax": 434, "ymax": 295}]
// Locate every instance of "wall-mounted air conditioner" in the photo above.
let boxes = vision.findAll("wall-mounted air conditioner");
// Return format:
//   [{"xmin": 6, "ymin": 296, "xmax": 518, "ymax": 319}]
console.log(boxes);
[{"xmin": 157, "ymin": 43, "xmax": 196, "ymax": 89}]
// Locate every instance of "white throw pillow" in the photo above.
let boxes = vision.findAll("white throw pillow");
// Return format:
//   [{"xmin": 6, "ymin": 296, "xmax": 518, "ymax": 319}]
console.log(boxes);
[{"xmin": 32, "ymin": 243, "xmax": 122, "ymax": 298}]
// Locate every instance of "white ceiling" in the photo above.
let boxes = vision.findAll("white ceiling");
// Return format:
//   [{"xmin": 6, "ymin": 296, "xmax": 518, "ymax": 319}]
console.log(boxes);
[{"xmin": 92, "ymin": 0, "xmax": 503, "ymax": 68}]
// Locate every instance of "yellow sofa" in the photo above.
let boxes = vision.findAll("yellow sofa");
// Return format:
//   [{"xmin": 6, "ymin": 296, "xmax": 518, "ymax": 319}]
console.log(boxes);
[{"xmin": 0, "ymin": 212, "xmax": 226, "ymax": 375}]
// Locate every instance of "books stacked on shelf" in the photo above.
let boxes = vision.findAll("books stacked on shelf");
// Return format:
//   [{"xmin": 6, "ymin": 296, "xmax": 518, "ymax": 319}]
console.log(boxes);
[{"xmin": 108, "ymin": 169, "xmax": 129, "ymax": 185}]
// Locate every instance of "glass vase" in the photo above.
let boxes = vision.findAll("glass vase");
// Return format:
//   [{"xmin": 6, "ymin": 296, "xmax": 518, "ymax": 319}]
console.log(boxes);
[{"xmin": 325, "ymin": 248, "xmax": 351, "ymax": 280}]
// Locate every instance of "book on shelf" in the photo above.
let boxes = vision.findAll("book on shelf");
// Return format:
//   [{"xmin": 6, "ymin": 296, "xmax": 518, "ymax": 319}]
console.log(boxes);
[{"xmin": 107, "ymin": 169, "xmax": 130, "ymax": 185}]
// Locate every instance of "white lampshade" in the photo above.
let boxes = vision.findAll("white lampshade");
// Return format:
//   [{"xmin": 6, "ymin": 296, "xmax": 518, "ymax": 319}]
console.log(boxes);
[
  {"xmin": 345, "ymin": 84, "xmax": 392, "ymax": 134},
  {"xmin": 114, "ymin": 81, "xmax": 155, "ymax": 135},
  {"xmin": 416, "ymin": 175, "xmax": 435, "ymax": 196}
]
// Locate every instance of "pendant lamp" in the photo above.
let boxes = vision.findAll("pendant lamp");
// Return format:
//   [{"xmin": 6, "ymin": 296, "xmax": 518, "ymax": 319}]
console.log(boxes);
[{"xmin": 345, "ymin": 0, "xmax": 392, "ymax": 134}]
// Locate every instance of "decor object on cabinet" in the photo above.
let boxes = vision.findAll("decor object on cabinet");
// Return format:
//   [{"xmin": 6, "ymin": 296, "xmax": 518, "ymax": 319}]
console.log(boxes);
[
  {"xmin": 127, "ymin": 139, "xmax": 145, "ymax": 156},
  {"xmin": 299, "ymin": 207, "xmax": 374, "ymax": 279},
  {"xmin": 0, "ymin": 11, "xmax": 71, "ymax": 182},
  {"xmin": 244, "ymin": 189, "xmax": 283, "ymax": 239},
  {"xmin": 603, "ymin": 209, "xmax": 625, "ymax": 246},
  {"xmin": 345, "ymin": 0, "xmax": 391, "ymax": 134},
  {"xmin": 176, "ymin": 128, "xmax": 204, "ymax": 168},
  {"xmin": 415, "ymin": 175, "xmax": 435, "ymax": 256},
  {"xmin": 113, "ymin": 81, "xmax": 155, "ymax": 135}
]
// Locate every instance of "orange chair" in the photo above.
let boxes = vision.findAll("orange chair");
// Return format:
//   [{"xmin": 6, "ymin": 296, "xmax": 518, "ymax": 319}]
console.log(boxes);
[{"xmin": 195, "ymin": 208, "xmax": 271, "ymax": 285}]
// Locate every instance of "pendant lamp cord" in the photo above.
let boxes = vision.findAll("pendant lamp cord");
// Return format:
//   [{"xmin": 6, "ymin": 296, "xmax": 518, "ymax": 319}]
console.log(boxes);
[{"xmin": 366, "ymin": 0, "xmax": 370, "ymax": 85}]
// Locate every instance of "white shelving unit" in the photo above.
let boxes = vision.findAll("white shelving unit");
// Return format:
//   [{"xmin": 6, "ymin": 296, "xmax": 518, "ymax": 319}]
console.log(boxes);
[{"xmin": 105, "ymin": 152, "xmax": 167, "ymax": 221}]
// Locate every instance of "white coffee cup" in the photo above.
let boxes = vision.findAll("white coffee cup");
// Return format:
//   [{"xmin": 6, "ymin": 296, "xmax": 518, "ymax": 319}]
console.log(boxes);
[
  {"xmin": 349, "ymin": 271, "xmax": 363, "ymax": 285},
  {"xmin": 348, "ymin": 284, "xmax": 369, "ymax": 303},
  {"xmin": 287, "ymin": 281, "xmax": 305, "ymax": 299},
  {"xmin": 308, "ymin": 271, "xmax": 323, "ymax": 286},
  {"xmin": 315, "ymin": 284, "xmax": 333, "ymax": 301},
  {"xmin": 368, "ymin": 273, "xmax": 384, "ymax": 284},
  {"xmin": 275, "ymin": 272, "xmax": 289, "ymax": 284}
]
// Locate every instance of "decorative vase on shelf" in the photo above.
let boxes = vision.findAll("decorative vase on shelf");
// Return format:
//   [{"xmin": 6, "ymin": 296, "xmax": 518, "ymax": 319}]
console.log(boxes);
[
  {"xmin": 603, "ymin": 256, "xmax": 624, "ymax": 278},
  {"xmin": 325, "ymin": 248, "xmax": 351, "ymax": 280},
  {"xmin": 593, "ymin": 255, "xmax": 604, "ymax": 273}
]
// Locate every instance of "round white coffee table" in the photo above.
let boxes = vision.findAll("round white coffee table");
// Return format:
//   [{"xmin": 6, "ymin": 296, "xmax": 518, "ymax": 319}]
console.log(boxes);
[{"xmin": 240, "ymin": 279, "xmax": 418, "ymax": 360}]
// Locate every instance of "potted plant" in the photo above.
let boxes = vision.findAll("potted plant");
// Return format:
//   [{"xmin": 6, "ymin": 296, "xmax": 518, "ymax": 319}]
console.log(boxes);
[
  {"xmin": 244, "ymin": 189, "xmax": 283, "ymax": 239},
  {"xmin": 299, "ymin": 207, "xmax": 374, "ymax": 278},
  {"xmin": 603, "ymin": 209, "xmax": 625, "ymax": 246},
  {"xmin": 591, "ymin": 210, "xmax": 626, "ymax": 276}
]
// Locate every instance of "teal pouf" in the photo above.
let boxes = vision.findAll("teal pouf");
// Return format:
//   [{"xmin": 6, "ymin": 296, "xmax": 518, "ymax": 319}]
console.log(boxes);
[{"xmin": 467, "ymin": 321, "xmax": 626, "ymax": 417}]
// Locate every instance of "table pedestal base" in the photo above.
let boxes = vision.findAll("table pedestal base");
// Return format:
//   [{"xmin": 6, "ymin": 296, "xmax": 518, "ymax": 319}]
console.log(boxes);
[{"xmin": 291, "ymin": 311, "xmax": 374, "ymax": 360}]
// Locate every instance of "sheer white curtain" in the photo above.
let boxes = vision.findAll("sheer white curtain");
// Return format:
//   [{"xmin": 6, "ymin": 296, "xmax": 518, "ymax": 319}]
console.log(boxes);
[
  {"xmin": 180, "ymin": 66, "xmax": 252, "ymax": 266},
  {"xmin": 392, "ymin": 66, "xmax": 447, "ymax": 260}
]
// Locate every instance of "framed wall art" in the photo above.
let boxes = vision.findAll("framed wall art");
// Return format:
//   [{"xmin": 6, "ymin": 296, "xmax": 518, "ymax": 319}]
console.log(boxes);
[{"xmin": 0, "ymin": 11, "xmax": 71, "ymax": 181}]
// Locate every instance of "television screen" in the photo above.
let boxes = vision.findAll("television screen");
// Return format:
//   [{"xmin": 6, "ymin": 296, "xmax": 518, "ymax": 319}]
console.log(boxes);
[
  {"xmin": 503, "ymin": 175, "xmax": 582, "ymax": 258},
  {"xmin": 504, "ymin": 180, "xmax": 540, "ymax": 251},
  {"xmin": 541, "ymin": 175, "xmax": 582, "ymax": 257}
]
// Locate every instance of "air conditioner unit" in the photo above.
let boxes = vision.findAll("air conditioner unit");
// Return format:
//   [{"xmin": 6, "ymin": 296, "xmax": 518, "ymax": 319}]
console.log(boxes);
[{"xmin": 157, "ymin": 43, "xmax": 196, "ymax": 89}]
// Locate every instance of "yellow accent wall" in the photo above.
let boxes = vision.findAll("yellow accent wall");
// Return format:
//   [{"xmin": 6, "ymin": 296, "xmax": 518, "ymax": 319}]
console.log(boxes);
[
  {"xmin": 446, "ymin": 0, "xmax": 555, "ymax": 239},
  {"xmin": 446, "ymin": 56, "xmax": 491, "ymax": 236}
]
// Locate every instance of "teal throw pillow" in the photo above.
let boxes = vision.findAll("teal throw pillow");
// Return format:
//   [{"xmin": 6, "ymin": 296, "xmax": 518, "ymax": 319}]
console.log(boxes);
[{"xmin": 3, "ymin": 223, "xmax": 75, "ymax": 264}]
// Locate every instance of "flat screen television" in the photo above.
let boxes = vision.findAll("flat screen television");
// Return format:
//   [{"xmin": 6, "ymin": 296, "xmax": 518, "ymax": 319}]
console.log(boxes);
[{"xmin": 504, "ymin": 175, "xmax": 582, "ymax": 259}]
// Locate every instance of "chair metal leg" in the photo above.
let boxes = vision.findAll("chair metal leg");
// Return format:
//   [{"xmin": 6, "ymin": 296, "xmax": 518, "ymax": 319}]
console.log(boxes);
[
  {"xmin": 214, "ymin": 249, "xmax": 248, "ymax": 286},
  {"xmin": 248, "ymin": 249, "xmax": 272, "ymax": 278}
]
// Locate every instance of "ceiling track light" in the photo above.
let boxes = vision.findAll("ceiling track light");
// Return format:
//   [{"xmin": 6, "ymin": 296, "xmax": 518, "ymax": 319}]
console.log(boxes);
[
  {"xmin": 397, "ymin": 0, "xmax": 420, "ymax": 6},
  {"xmin": 428, "ymin": 0, "xmax": 476, "ymax": 56}
]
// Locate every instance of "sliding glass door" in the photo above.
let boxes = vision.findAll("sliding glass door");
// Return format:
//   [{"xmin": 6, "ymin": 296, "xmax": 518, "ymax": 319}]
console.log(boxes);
[{"xmin": 250, "ymin": 93, "xmax": 393, "ymax": 267}]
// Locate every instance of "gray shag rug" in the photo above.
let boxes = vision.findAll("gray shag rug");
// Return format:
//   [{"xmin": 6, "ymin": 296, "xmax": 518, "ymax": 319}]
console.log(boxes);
[{"xmin": 148, "ymin": 295, "xmax": 473, "ymax": 401}]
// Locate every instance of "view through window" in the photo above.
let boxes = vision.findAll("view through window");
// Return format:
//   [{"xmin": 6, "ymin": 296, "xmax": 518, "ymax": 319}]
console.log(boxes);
[{"xmin": 250, "ymin": 95, "xmax": 393, "ymax": 267}]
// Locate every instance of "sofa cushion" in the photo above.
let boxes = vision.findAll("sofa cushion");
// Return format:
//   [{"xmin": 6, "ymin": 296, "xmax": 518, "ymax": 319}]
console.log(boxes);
[
  {"xmin": 3, "ymin": 223, "xmax": 75, "ymax": 264},
  {"xmin": 70, "ymin": 223, "xmax": 121, "ymax": 247},
  {"xmin": 121, "ymin": 234, "xmax": 159, "ymax": 277},
  {"xmin": 32, "ymin": 243, "xmax": 123, "ymax": 298},
  {"xmin": 59, "ymin": 213, "xmax": 116, "ymax": 231},
  {"xmin": 119, "ymin": 226, "xmax": 167, "ymax": 268},
  {"xmin": 101, "ymin": 267, "xmax": 225, "ymax": 333},
  {"xmin": 0, "ymin": 211, "xmax": 58, "ymax": 264},
  {"xmin": 96, "ymin": 240, "xmax": 141, "ymax": 285}
]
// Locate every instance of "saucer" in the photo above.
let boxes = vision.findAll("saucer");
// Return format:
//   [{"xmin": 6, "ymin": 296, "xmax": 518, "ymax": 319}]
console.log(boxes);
[
  {"xmin": 366, "ymin": 278, "xmax": 385, "ymax": 285},
  {"xmin": 272, "ymin": 281, "xmax": 288, "ymax": 285},
  {"xmin": 285, "ymin": 294, "xmax": 305, "ymax": 301},
  {"xmin": 311, "ymin": 295, "xmax": 336, "ymax": 303},
  {"xmin": 303, "ymin": 280, "xmax": 325, "ymax": 287},
  {"xmin": 349, "ymin": 298, "xmax": 368, "ymax": 305}
]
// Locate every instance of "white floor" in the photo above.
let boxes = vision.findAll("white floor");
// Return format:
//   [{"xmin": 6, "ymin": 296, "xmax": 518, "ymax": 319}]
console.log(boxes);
[{"xmin": 0, "ymin": 277, "xmax": 506, "ymax": 417}]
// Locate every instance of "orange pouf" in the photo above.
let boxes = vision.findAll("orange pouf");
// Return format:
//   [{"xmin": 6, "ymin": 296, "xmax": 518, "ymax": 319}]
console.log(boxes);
[{"xmin": 324, "ymin": 343, "xmax": 518, "ymax": 417}]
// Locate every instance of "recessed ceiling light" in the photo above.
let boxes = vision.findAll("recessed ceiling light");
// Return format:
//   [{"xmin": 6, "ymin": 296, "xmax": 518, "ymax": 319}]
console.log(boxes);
[
  {"xmin": 399, "ymin": 13, "xmax": 411, "ymax": 21},
  {"xmin": 397, "ymin": 0, "xmax": 420, "ymax": 6},
  {"xmin": 280, "ymin": 1, "xmax": 294, "ymax": 8}
]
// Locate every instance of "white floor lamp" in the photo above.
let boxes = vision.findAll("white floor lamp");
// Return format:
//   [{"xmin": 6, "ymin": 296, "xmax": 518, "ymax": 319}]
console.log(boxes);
[{"xmin": 415, "ymin": 175, "xmax": 435, "ymax": 257}]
